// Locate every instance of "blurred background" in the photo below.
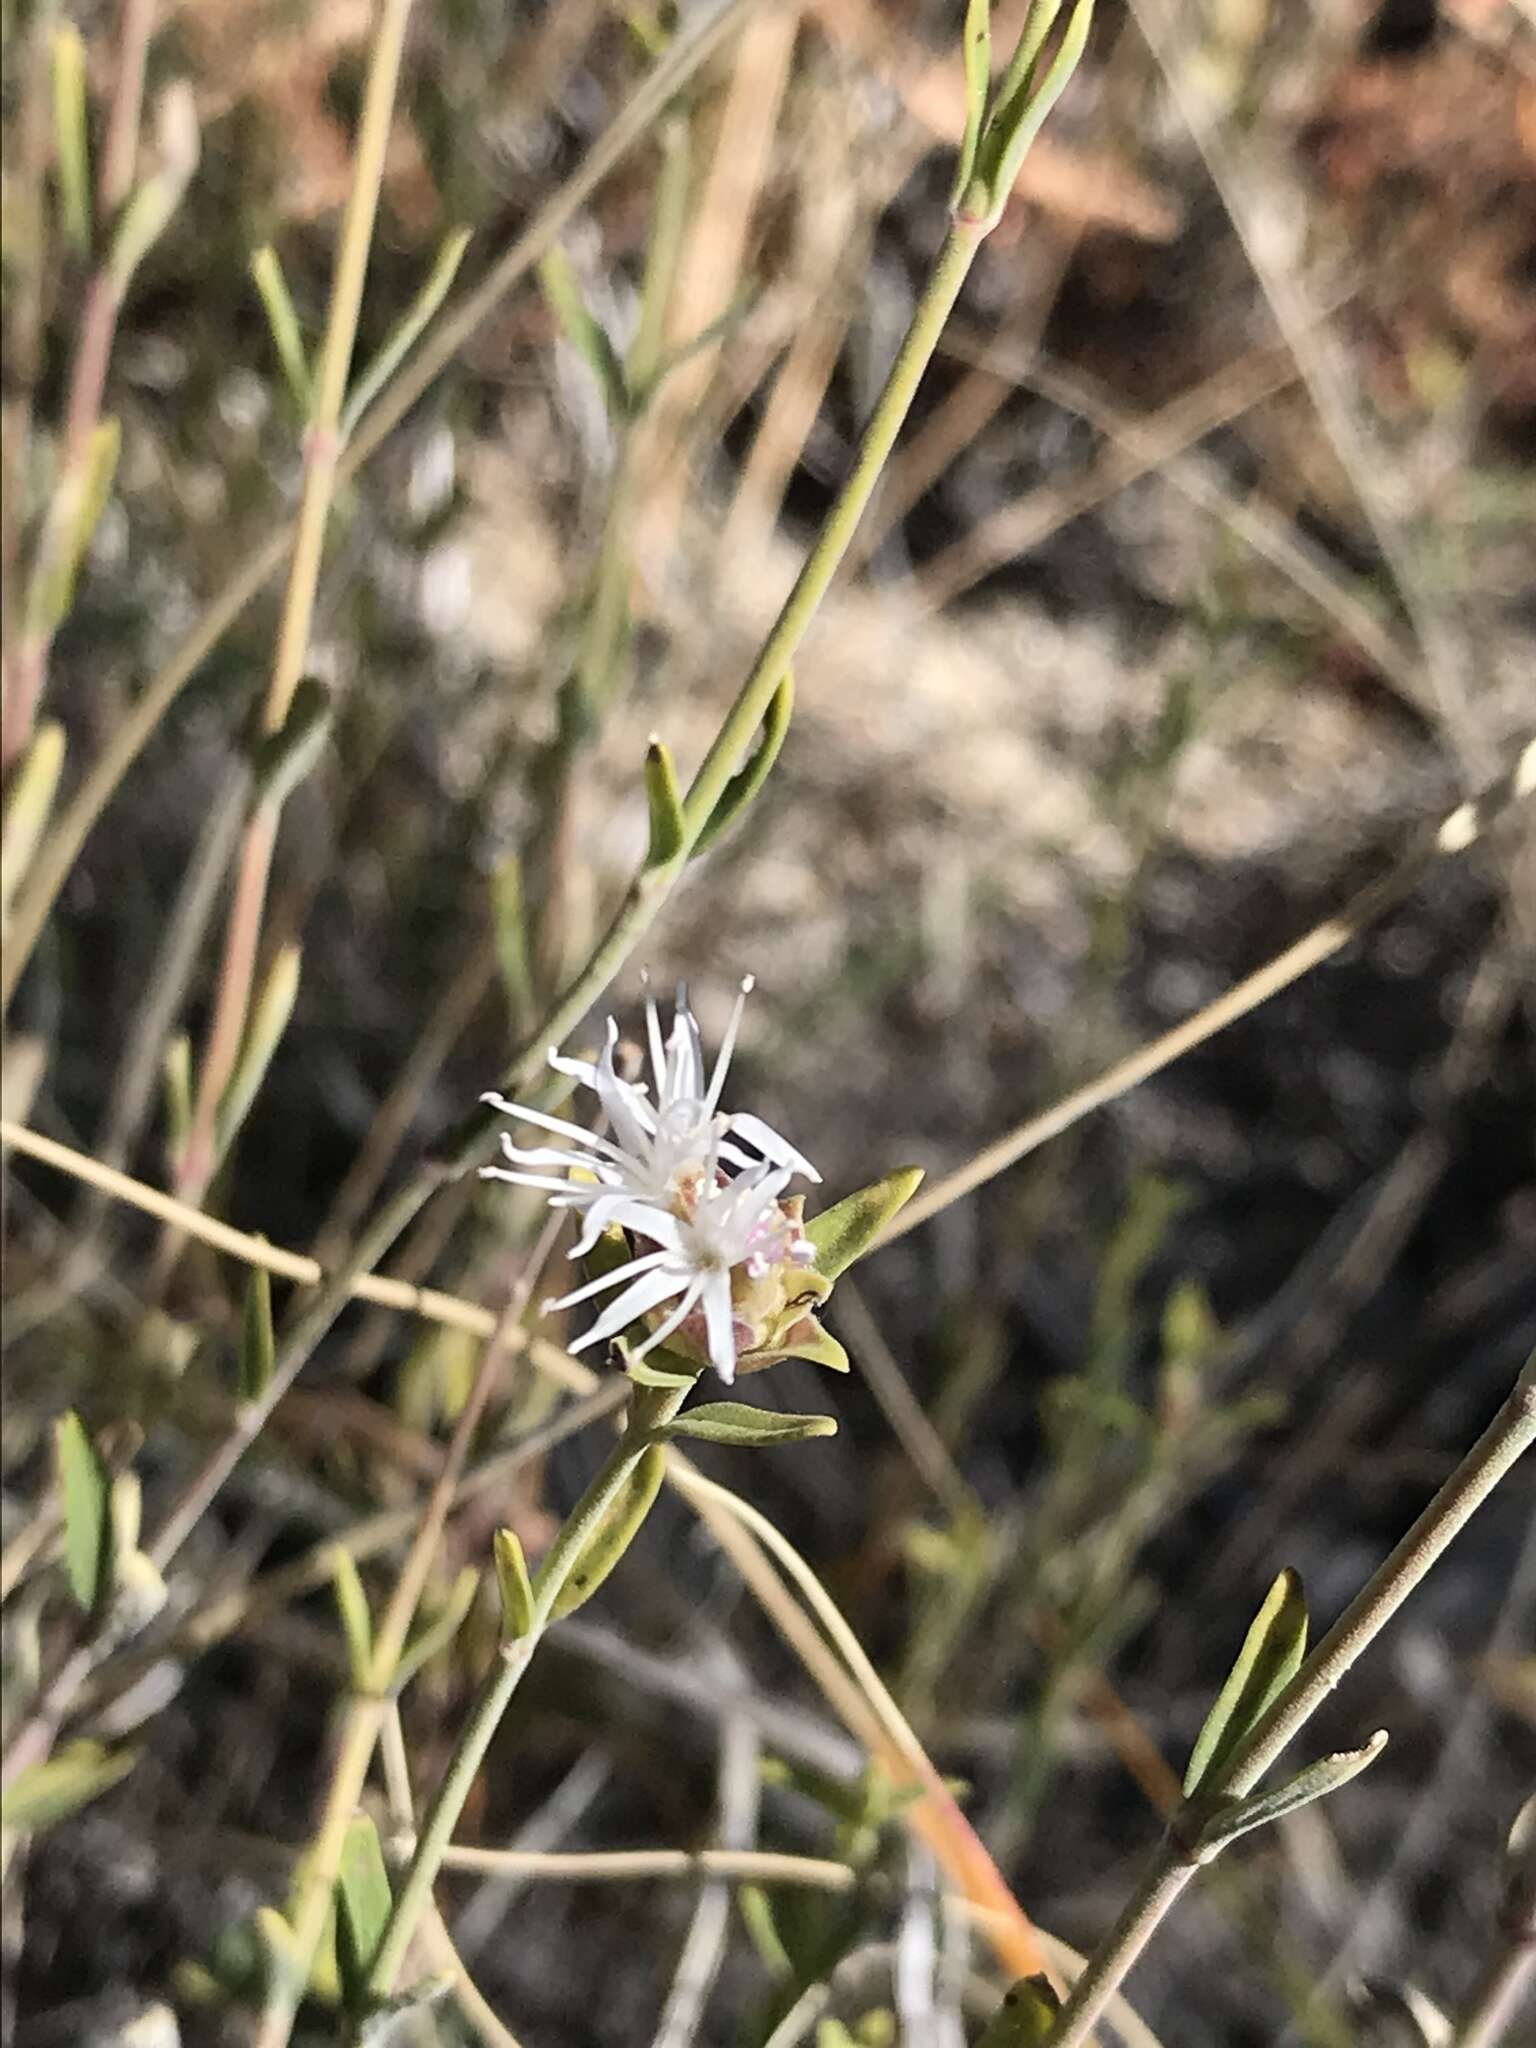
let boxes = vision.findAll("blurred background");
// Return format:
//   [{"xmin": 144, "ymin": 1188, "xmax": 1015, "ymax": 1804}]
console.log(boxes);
[{"xmin": 3, "ymin": 0, "xmax": 1535, "ymax": 2042}]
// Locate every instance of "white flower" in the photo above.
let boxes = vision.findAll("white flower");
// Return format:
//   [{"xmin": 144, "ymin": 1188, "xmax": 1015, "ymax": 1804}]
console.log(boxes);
[
  {"xmin": 479, "ymin": 979, "xmax": 820, "ymax": 1381},
  {"xmin": 540, "ymin": 1158, "xmax": 813, "ymax": 1383},
  {"xmin": 480, "ymin": 978, "xmax": 817, "ymax": 1261}
]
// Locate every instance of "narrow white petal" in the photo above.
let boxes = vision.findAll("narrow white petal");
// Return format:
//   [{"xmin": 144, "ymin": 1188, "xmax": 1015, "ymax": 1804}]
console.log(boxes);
[
  {"xmin": 701, "ymin": 1272, "xmax": 738, "ymax": 1383},
  {"xmin": 480, "ymin": 1166, "xmax": 599, "ymax": 1196},
  {"xmin": 546, "ymin": 1245, "xmax": 673, "ymax": 1313},
  {"xmin": 645, "ymin": 994, "xmax": 668, "ymax": 1097},
  {"xmin": 703, "ymin": 981, "xmax": 747, "ymax": 1115},
  {"xmin": 576, "ymin": 1264, "xmax": 689, "ymax": 1351},
  {"xmin": 491, "ymin": 1101, "xmax": 634, "ymax": 1167},
  {"xmin": 723, "ymin": 1112, "xmax": 820, "ymax": 1182}
]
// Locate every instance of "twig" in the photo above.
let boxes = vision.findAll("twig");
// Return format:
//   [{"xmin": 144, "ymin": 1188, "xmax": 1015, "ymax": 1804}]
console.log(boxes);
[
  {"xmin": 256, "ymin": 1218, "xmax": 562, "ymax": 2048},
  {"xmin": 1043, "ymin": 1354, "xmax": 1536, "ymax": 2048},
  {"xmin": 0, "ymin": 0, "xmax": 160, "ymax": 769},
  {"xmin": 886, "ymin": 736, "xmax": 1536, "ymax": 1241},
  {"xmin": 0, "ymin": 0, "xmax": 765, "ymax": 1011},
  {"xmin": 174, "ymin": 0, "xmax": 417, "ymax": 1212}
]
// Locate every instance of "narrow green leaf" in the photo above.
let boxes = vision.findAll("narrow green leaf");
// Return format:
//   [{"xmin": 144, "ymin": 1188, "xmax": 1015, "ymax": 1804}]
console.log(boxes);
[
  {"xmin": 50, "ymin": 24, "xmax": 91, "ymax": 255},
  {"xmin": 737, "ymin": 1883, "xmax": 794, "ymax": 1978},
  {"xmin": 546, "ymin": 1443, "xmax": 666, "ymax": 1618},
  {"xmin": 335, "ymin": 1815, "xmax": 393, "ymax": 2007},
  {"xmin": 691, "ymin": 669, "xmax": 795, "ymax": 856},
  {"xmin": 0, "ymin": 720, "xmax": 66, "ymax": 917},
  {"xmin": 984, "ymin": 0, "xmax": 1094, "ymax": 216},
  {"xmin": 1183, "ymin": 1567, "xmax": 1308, "ymax": 1797},
  {"xmin": 250, "ymin": 674, "xmax": 332, "ymax": 809},
  {"xmin": 215, "ymin": 942, "xmax": 302, "ymax": 1162},
  {"xmin": 494, "ymin": 1528, "xmax": 535, "ymax": 1641},
  {"xmin": 249, "ymin": 245, "xmax": 314, "ymax": 415},
  {"xmin": 342, "ymin": 226, "xmax": 473, "ymax": 438},
  {"xmin": 661, "ymin": 1402, "xmax": 837, "ymax": 1448},
  {"xmin": 538, "ymin": 244, "xmax": 629, "ymax": 419},
  {"xmin": 625, "ymin": 1354, "xmax": 701, "ymax": 1391},
  {"xmin": 23, "ymin": 418, "xmax": 121, "ymax": 638},
  {"xmin": 107, "ymin": 82, "xmax": 200, "ymax": 293},
  {"xmin": 330, "ymin": 1547, "xmax": 374, "ymax": 1690},
  {"xmin": 644, "ymin": 737, "xmax": 686, "ymax": 868},
  {"xmin": 391, "ymin": 1565, "xmax": 479, "ymax": 1691},
  {"xmin": 951, "ymin": 0, "xmax": 993, "ymax": 208},
  {"xmin": 239, "ymin": 1264, "xmax": 276, "ymax": 1402},
  {"xmin": 1193, "ymin": 1730, "xmax": 1389, "ymax": 1860},
  {"xmin": 54, "ymin": 1411, "xmax": 112, "ymax": 1613},
  {"xmin": 805, "ymin": 1167, "xmax": 925, "ymax": 1284},
  {"xmin": 977, "ymin": 1975, "xmax": 1063, "ymax": 2047},
  {"xmin": 3, "ymin": 1741, "xmax": 137, "ymax": 1833}
]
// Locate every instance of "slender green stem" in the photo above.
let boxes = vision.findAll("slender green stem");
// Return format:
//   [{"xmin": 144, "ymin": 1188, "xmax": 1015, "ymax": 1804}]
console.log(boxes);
[
  {"xmin": 1044, "ymin": 1356, "xmax": 1536, "ymax": 2048},
  {"xmin": 1224, "ymin": 1355, "xmax": 1536, "ymax": 1798},
  {"xmin": 0, "ymin": 0, "xmax": 759, "ymax": 1014},
  {"xmin": 437, "ymin": 211, "xmax": 988, "ymax": 1181},
  {"xmin": 365, "ymin": 1407, "xmax": 674, "ymax": 1995}
]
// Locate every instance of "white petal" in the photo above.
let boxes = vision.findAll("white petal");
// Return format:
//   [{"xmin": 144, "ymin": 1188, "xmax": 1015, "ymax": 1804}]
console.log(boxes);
[
  {"xmin": 703, "ymin": 979, "xmax": 749, "ymax": 1115},
  {"xmin": 574, "ymin": 1264, "xmax": 689, "ymax": 1352},
  {"xmin": 723, "ymin": 1112, "xmax": 820, "ymax": 1183},
  {"xmin": 480, "ymin": 1166, "xmax": 600, "ymax": 1196},
  {"xmin": 546, "ymin": 1245, "xmax": 673, "ymax": 1313},
  {"xmin": 700, "ymin": 1271, "xmax": 738, "ymax": 1383},
  {"xmin": 573, "ymin": 1199, "xmax": 684, "ymax": 1255},
  {"xmin": 489, "ymin": 1100, "xmax": 634, "ymax": 1168}
]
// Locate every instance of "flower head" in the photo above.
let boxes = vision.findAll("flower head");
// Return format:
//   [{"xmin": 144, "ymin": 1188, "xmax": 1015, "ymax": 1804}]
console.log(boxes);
[{"xmin": 481, "ymin": 980, "xmax": 821, "ymax": 1381}]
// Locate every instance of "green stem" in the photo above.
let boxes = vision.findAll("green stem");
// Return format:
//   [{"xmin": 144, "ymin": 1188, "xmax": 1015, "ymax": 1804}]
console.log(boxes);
[
  {"xmin": 437, "ymin": 212, "xmax": 987, "ymax": 1179},
  {"xmin": 1045, "ymin": 1357, "xmax": 1536, "ymax": 2048},
  {"xmin": 365, "ymin": 1385, "xmax": 685, "ymax": 1997}
]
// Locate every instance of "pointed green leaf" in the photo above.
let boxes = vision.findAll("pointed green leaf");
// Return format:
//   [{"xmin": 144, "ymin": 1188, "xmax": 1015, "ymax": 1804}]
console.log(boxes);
[
  {"xmin": 625, "ymin": 1354, "xmax": 700, "ymax": 1391},
  {"xmin": 1193, "ymin": 1730, "xmax": 1389, "ymax": 1860},
  {"xmin": 391, "ymin": 1565, "xmax": 479, "ymax": 1691},
  {"xmin": 250, "ymin": 245, "xmax": 314, "ymax": 415},
  {"xmin": 23, "ymin": 418, "xmax": 122, "ymax": 638},
  {"xmin": 538, "ymin": 244, "xmax": 629, "ymax": 419},
  {"xmin": 661, "ymin": 1402, "xmax": 837, "ymax": 1448},
  {"xmin": 1183, "ymin": 1567, "xmax": 1308, "ymax": 1797},
  {"xmin": 977, "ymin": 1975, "xmax": 1063, "ymax": 2047},
  {"xmin": 691, "ymin": 669, "xmax": 795, "ymax": 856},
  {"xmin": 330, "ymin": 1547, "xmax": 374, "ymax": 1690},
  {"xmin": 546, "ymin": 1443, "xmax": 666, "ymax": 1618},
  {"xmin": 215, "ymin": 941, "xmax": 301, "ymax": 1161},
  {"xmin": 107, "ymin": 83, "xmax": 199, "ymax": 293},
  {"xmin": 50, "ymin": 24, "xmax": 91, "ymax": 255},
  {"xmin": 951, "ymin": 0, "xmax": 993, "ymax": 208},
  {"xmin": 342, "ymin": 227, "xmax": 473, "ymax": 437},
  {"xmin": 3, "ymin": 1741, "xmax": 137, "ymax": 1833},
  {"xmin": 984, "ymin": 0, "xmax": 1094, "ymax": 216},
  {"xmin": 239, "ymin": 1264, "xmax": 276, "ymax": 1402},
  {"xmin": 55, "ymin": 1411, "xmax": 112, "ymax": 1613},
  {"xmin": 494, "ymin": 1528, "xmax": 536, "ymax": 1641},
  {"xmin": 644, "ymin": 737, "xmax": 686, "ymax": 868},
  {"xmin": 335, "ymin": 1815, "xmax": 393, "ymax": 2007},
  {"xmin": 1, "ymin": 721, "xmax": 66, "ymax": 918},
  {"xmin": 805, "ymin": 1168, "xmax": 925, "ymax": 1284},
  {"xmin": 250, "ymin": 675, "xmax": 332, "ymax": 810}
]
